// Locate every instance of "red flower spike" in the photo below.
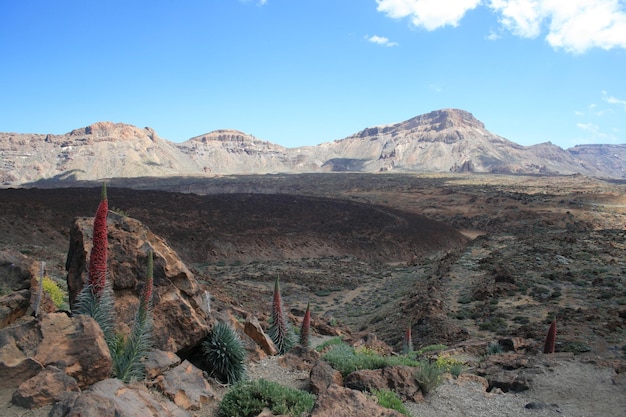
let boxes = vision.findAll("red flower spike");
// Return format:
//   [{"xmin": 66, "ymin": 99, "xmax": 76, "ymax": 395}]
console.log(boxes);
[
  {"xmin": 544, "ymin": 319, "xmax": 557, "ymax": 354},
  {"xmin": 300, "ymin": 302, "xmax": 311, "ymax": 348},
  {"xmin": 142, "ymin": 250, "xmax": 154, "ymax": 309},
  {"xmin": 88, "ymin": 183, "xmax": 108, "ymax": 297},
  {"xmin": 272, "ymin": 277, "xmax": 284, "ymax": 325}
]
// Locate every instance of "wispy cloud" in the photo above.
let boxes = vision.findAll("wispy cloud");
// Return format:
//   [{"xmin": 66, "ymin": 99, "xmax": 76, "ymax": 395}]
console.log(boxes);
[
  {"xmin": 603, "ymin": 90, "xmax": 626, "ymax": 111},
  {"xmin": 576, "ymin": 121, "xmax": 617, "ymax": 143},
  {"xmin": 240, "ymin": 0, "xmax": 267, "ymax": 6},
  {"xmin": 367, "ymin": 35, "xmax": 399, "ymax": 47},
  {"xmin": 376, "ymin": 0, "xmax": 626, "ymax": 53}
]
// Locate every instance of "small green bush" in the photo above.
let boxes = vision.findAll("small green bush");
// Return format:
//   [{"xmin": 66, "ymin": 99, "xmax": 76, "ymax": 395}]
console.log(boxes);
[
  {"xmin": 322, "ymin": 343, "xmax": 420, "ymax": 376},
  {"xmin": 414, "ymin": 361, "xmax": 444, "ymax": 394},
  {"xmin": 314, "ymin": 336, "xmax": 344, "ymax": 352},
  {"xmin": 42, "ymin": 276, "xmax": 66, "ymax": 309},
  {"xmin": 371, "ymin": 389, "xmax": 409, "ymax": 415},
  {"xmin": 416, "ymin": 344, "xmax": 447, "ymax": 355},
  {"xmin": 202, "ymin": 322, "xmax": 247, "ymax": 384},
  {"xmin": 486, "ymin": 341, "xmax": 503, "ymax": 355},
  {"xmin": 219, "ymin": 379, "xmax": 315, "ymax": 417}
]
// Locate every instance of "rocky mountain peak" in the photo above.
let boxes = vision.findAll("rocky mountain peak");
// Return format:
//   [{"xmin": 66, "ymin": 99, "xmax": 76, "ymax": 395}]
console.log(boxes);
[
  {"xmin": 68, "ymin": 122, "xmax": 158, "ymax": 142},
  {"xmin": 187, "ymin": 129, "xmax": 258, "ymax": 144},
  {"xmin": 402, "ymin": 108, "xmax": 485, "ymax": 132}
]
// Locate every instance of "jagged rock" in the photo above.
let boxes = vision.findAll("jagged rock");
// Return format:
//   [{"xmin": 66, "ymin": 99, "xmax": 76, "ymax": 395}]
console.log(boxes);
[
  {"xmin": 476, "ymin": 353, "xmax": 534, "ymax": 392},
  {"xmin": 65, "ymin": 213, "xmax": 211, "ymax": 353},
  {"xmin": 156, "ymin": 360, "xmax": 215, "ymax": 410},
  {"xmin": 278, "ymin": 345, "xmax": 321, "ymax": 371},
  {"xmin": 454, "ymin": 373, "xmax": 490, "ymax": 391},
  {"xmin": 309, "ymin": 361, "xmax": 343, "ymax": 394},
  {"xmin": 244, "ymin": 316, "xmax": 278, "ymax": 356},
  {"xmin": 498, "ymin": 337, "xmax": 537, "ymax": 353},
  {"xmin": 0, "ymin": 252, "xmax": 32, "ymax": 291},
  {"xmin": 0, "ymin": 289, "xmax": 30, "ymax": 329},
  {"xmin": 345, "ymin": 366, "xmax": 423, "ymax": 402},
  {"xmin": 11, "ymin": 365, "xmax": 80, "ymax": 409},
  {"xmin": 310, "ymin": 384, "xmax": 405, "ymax": 417},
  {"xmin": 144, "ymin": 349, "xmax": 181, "ymax": 379},
  {"xmin": 49, "ymin": 378, "xmax": 191, "ymax": 417},
  {"xmin": 0, "ymin": 312, "xmax": 111, "ymax": 389}
]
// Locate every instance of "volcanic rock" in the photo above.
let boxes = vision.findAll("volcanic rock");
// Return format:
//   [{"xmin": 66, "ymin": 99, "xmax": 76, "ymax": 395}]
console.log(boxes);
[
  {"xmin": 310, "ymin": 384, "xmax": 405, "ymax": 417},
  {"xmin": 65, "ymin": 212, "xmax": 211, "ymax": 353}
]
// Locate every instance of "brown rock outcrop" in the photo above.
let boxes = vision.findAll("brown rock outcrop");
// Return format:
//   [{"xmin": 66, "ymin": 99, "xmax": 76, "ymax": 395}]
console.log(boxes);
[
  {"xmin": 12, "ymin": 365, "xmax": 80, "ymax": 409},
  {"xmin": 309, "ymin": 361, "xmax": 343, "ymax": 394},
  {"xmin": 244, "ymin": 316, "xmax": 278, "ymax": 356},
  {"xmin": 0, "ymin": 312, "xmax": 111, "ymax": 389},
  {"xmin": 310, "ymin": 384, "xmax": 405, "ymax": 417},
  {"xmin": 65, "ymin": 213, "xmax": 211, "ymax": 353},
  {"xmin": 50, "ymin": 378, "xmax": 192, "ymax": 417},
  {"xmin": 344, "ymin": 366, "xmax": 423, "ymax": 402},
  {"xmin": 155, "ymin": 360, "xmax": 216, "ymax": 410}
]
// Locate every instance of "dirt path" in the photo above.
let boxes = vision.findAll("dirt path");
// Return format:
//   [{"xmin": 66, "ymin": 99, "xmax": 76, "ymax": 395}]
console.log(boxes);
[{"xmin": 407, "ymin": 358, "xmax": 626, "ymax": 417}]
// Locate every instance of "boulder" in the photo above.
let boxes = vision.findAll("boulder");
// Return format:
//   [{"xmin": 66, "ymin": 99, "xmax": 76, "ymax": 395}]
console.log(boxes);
[
  {"xmin": 278, "ymin": 345, "xmax": 321, "ymax": 371},
  {"xmin": 244, "ymin": 316, "xmax": 278, "ymax": 356},
  {"xmin": 49, "ymin": 378, "xmax": 191, "ymax": 417},
  {"xmin": 0, "ymin": 312, "xmax": 111, "ymax": 389},
  {"xmin": 345, "ymin": 366, "xmax": 422, "ymax": 402},
  {"xmin": 476, "ymin": 353, "xmax": 534, "ymax": 392},
  {"xmin": 156, "ymin": 360, "xmax": 216, "ymax": 410},
  {"xmin": 65, "ymin": 213, "xmax": 211, "ymax": 353},
  {"xmin": 309, "ymin": 361, "xmax": 343, "ymax": 395},
  {"xmin": 0, "ymin": 289, "xmax": 30, "ymax": 329},
  {"xmin": 144, "ymin": 349, "xmax": 181, "ymax": 379},
  {"xmin": 310, "ymin": 384, "xmax": 405, "ymax": 417},
  {"xmin": 12, "ymin": 365, "xmax": 80, "ymax": 409}
]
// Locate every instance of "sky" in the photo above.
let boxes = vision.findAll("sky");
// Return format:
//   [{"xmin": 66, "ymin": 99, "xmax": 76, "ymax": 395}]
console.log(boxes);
[{"xmin": 1, "ymin": 0, "xmax": 625, "ymax": 149}]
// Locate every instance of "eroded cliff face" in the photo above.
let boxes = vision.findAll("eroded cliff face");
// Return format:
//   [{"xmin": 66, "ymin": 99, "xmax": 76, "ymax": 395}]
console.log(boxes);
[{"xmin": 2, "ymin": 109, "xmax": 623, "ymax": 187}]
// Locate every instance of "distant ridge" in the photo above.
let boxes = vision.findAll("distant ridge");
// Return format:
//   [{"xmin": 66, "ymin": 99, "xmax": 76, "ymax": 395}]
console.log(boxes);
[{"xmin": 1, "ymin": 109, "xmax": 625, "ymax": 186}]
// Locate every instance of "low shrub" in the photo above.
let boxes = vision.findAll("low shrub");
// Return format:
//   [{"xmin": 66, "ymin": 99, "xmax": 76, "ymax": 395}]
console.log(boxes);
[
  {"xmin": 42, "ymin": 276, "xmax": 66, "ymax": 309},
  {"xmin": 322, "ymin": 342, "xmax": 420, "ymax": 376},
  {"xmin": 487, "ymin": 341, "xmax": 503, "ymax": 355},
  {"xmin": 314, "ymin": 336, "xmax": 344, "ymax": 352},
  {"xmin": 414, "ymin": 360, "xmax": 444, "ymax": 394},
  {"xmin": 371, "ymin": 389, "xmax": 409, "ymax": 416},
  {"xmin": 435, "ymin": 354, "xmax": 465, "ymax": 377},
  {"xmin": 219, "ymin": 379, "xmax": 315, "ymax": 417}
]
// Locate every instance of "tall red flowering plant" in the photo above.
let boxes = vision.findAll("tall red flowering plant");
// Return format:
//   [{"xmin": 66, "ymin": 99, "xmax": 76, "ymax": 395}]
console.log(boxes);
[
  {"xmin": 268, "ymin": 276, "xmax": 295, "ymax": 354},
  {"xmin": 73, "ymin": 184, "xmax": 116, "ymax": 345},
  {"xmin": 544, "ymin": 319, "xmax": 557, "ymax": 354},
  {"xmin": 300, "ymin": 302, "xmax": 311, "ymax": 349}
]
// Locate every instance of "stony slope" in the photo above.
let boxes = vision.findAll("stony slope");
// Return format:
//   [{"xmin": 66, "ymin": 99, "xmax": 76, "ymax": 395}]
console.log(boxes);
[{"xmin": 2, "ymin": 109, "xmax": 625, "ymax": 186}]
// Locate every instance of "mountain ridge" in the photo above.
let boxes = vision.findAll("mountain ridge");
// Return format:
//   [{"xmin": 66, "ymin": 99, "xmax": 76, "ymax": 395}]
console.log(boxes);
[{"xmin": 2, "ymin": 108, "xmax": 625, "ymax": 186}]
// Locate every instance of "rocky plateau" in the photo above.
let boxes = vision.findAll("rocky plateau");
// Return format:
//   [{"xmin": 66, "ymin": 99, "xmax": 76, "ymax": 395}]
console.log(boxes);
[{"xmin": 2, "ymin": 109, "xmax": 626, "ymax": 187}]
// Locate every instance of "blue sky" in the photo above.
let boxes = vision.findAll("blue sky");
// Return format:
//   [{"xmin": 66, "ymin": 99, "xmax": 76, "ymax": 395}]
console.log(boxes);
[{"xmin": 1, "ymin": 0, "xmax": 625, "ymax": 149}]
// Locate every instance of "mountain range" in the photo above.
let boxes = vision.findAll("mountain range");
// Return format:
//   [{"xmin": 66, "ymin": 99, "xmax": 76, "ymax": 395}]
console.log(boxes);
[{"xmin": 2, "ymin": 108, "xmax": 625, "ymax": 186}]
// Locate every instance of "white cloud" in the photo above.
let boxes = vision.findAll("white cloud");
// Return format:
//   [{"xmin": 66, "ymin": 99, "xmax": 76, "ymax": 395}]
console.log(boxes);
[
  {"xmin": 498, "ymin": 0, "xmax": 626, "ymax": 53},
  {"xmin": 376, "ymin": 0, "xmax": 482, "ymax": 31},
  {"xmin": 603, "ymin": 90, "xmax": 626, "ymax": 111},
  {"xmin": 376, "ymin": 0, "xmax": 626, "ymax": 53},
  {"xmin": 367, "ymin": 35, "xmax": 399, "ymax": 47},
  {"xmin": 576, "ymin": 122, "xmax": 613, "ymax": 142}
]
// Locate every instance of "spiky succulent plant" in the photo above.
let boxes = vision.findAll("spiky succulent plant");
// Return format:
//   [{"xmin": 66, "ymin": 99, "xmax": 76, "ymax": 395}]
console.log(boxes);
[
  {"xmin": 268, "ymin": 276, "xmax": 295, "ymax": 354},
  {"xmin": 111, "ymin": 250, "xmax": 154, "ymax": 382},
  {"xmin": 74, "ymin": 183, "xmax": 116, "ymax": 346},
  {"xmin": 202, "ymin": 322, "xmax": 247, "ymax": 384}
]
